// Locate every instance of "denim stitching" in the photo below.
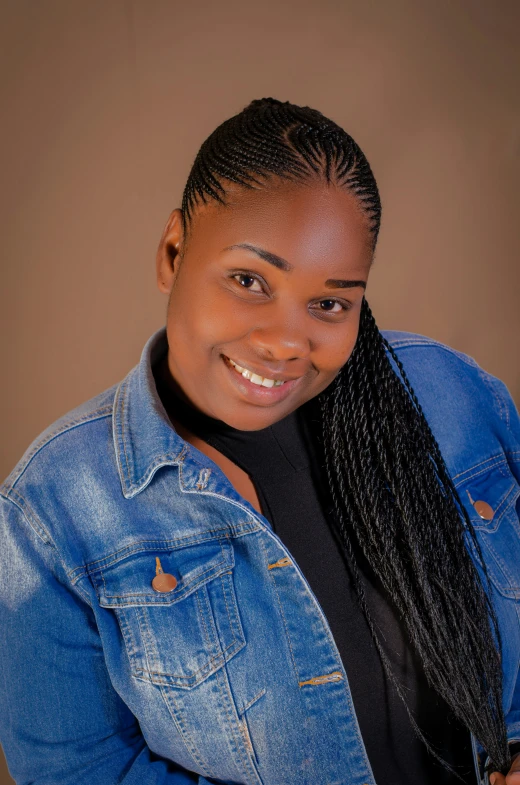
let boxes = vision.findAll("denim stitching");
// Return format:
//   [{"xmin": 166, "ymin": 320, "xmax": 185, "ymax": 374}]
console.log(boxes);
[
  {"xmin": 72, "ymin": 579, "xmax": 94, "ymax": 608},
  {"xmin": 470, "ymin": 485, "xmax": 519, "ymax": 533},
  {"xmin": 196, "ymin": 468, "xmax": 212, "ymax": 491},
  {"xmin": 196, "ymin": 585, "xmax": 215, "ymax": 650},
  {"xmin": 385, "ymin": 337, "xmax": 480, "ymax": 368},
  {"xmin": 260, "ymin": 527, "xmax": 352, "ymax": 681},
  {"xmin": 117, "ymin": 607, "xmax": 139, "ymax": 660},
  {"xmin": 263, "ymin": 532, "xmax": 347, "ymax": 671},
  {"xmin": 218, "ymin": 573, "xmax": 234, "ymax": 643},
  {"xmin": 221, "ymin": 570, "xmax": 247, "ymax": 656},
  {"xmin": 134, "ymin": 648, "xmax": 217, "ymax": 682},
  {"xmin": 258, "ymin": 536, "xmax": 301, "ymax": 682},
  {"xmin": 213, "ymin": 666, "xmax": 263, "ymax": 784},
  {"xmin": 134, "ymin": 605, "xmax": 154, "ymax": 677},
  {"xmin": 74, "ymin": 528, "xmax": 260, "ymax": 584},
  {"xmin": 226, "ymin": 570, "xmax": 245, "ymax": 644},
  {"xmin": 1, "ymin": 492, "xmax": 97, "ymax": 611},
  {"xmin": 3, "ymin": 405, "xmax": 113, "ymax": 491},
  {"xmin": 177, "ymin": 486, "xmax": 265, "ymax": 524},
  {"xmin": 452, "ymin": 454, "xmax": 507, "ymax": 482},
  {"xmin": 118, "ymin": 378, "xmax": 133, "ymax": 487},
  {"xmin": 124, "ymin": 455, "xmax": 184, "ymax": 498},
  {"xmin": 159, "ymin": 685, "xmax": 211, "ymax": 775},
  {"xmin": 213, "ymin": 667, "xmax": 249, "ymax": 777},
  {"xmin": 240, "ymin": 688, "xmax": 267, "ymax": 716},
  {"xmin": 145, "ymin": 604, "xmax": 165, "ymax": 677},
  {"xmin": 98, "ymin": 555, "xmax": 229, "ymax": 602},
  {"xmin": 129, "ymin": 572, "xmax": 245, "ymax": 686},
  {"xmin": 132, "ymin": 636, "xmax": 244, "ymax": 687},
  {"xmin": 478, "ymin": 532, "xmax": 520, "ymax": 595},
  {"xmin": 81, "ymin": 530, "xmax": 250, "ymax": 576},
  {"xmin": 112, "ymin": 378, "xmax": 129, "ymax": 491},
  {"xmin": 140, "ymin": 604, "xmax": 161, "ymax": 678},
  {"xmin": 239, "ymin": 716, "xmax": 257, "ymax": 765},
  {"xmin": 2, "ymin": 488, "xmax": 53, "ymax": 546},
  {"xmin": 177, "ymin": 443, "xmax": 189, "ymax": 463},
  {"xmin": 220, "ymin": 573, "xmax": 239, "ymax": 646},
  {"xmin": 132, "ymin": 638, "xmax": 244, "ymax": 686},
  {"xmin": 256, "ymin": 526, "xmax": 373, "ymax": 767}
]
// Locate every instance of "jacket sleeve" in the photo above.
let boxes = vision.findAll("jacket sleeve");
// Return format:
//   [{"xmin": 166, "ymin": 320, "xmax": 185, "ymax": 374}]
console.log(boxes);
[
  {"xmin": 0, "ymin": 493, "xmax": 216, "ymax": 785},
  {"xmin": 489, "ymin": 376, "xmax": 520, "ymax": 748}
]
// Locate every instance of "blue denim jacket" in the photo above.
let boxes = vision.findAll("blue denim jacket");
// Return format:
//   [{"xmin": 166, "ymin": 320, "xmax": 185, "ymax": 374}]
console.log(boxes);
[{"xmin": 1, "ymin": 328, "xmax": 519, "ymax": 785}]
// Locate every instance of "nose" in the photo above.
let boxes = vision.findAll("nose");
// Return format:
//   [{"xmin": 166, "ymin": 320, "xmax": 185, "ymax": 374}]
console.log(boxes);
[{"xmin": 248, "ymin": 311, "xmax": 311, "ymax": 362}]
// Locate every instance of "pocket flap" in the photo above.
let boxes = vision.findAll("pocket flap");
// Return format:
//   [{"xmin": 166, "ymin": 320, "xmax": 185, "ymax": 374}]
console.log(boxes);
[
  {"xmin": 456, "ymin": 461, "xmax": 519, "ymax": 533},
  {"xmin": 456, "ymin": 460, "xmax": 520, "ymax": 598},
  {"xmin": 91, "ymin": 538, "xmax": 234, "ymax": 607}
]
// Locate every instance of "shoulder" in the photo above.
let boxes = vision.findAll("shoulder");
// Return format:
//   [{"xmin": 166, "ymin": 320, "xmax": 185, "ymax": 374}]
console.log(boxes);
[
  {"xmin": 1, "ymin": 382, "xmax": 119, "ymax": 497},
  {"xmin": 381, "ymin": 329, "xmax": 494, "ymax": 396},
  {"xmin": 381, "ymin": 329, "xmax": 480, "ymax": 369},
  {"xmin": 381, "ymin": 329, "xmax": 487, "ymax": 411},
  {"xmin": 380, "ymin": 329, "xmax": 518, "ymax": 474}
]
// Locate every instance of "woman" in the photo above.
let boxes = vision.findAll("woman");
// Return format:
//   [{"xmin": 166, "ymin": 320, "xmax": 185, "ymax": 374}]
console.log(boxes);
[{"xmin": 0, "ymin": 98, "xmax": 519, "ymax": 785}]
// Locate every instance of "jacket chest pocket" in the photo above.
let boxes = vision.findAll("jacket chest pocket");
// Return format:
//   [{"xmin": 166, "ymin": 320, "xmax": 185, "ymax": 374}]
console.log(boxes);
[
  {"xmin": 90, "ymin": 537, "xmax": 246, "ymax": 688},
  {"xmin": 458, "ymin": 461, "xmax": 520, "ymax": 599}
]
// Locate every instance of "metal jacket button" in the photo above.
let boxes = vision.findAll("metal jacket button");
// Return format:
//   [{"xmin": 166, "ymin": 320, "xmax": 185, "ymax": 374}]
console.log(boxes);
[
  {"xmin": 152, "ymin": 557, "xmax": 178, "ymax": 593},
  {"xmin": 466, "ymin": 490, "xmax": 495, "ymax": 522},
  {"xmin": 473, "ymin": 500, "xmax": 494, "ymax": 521}
]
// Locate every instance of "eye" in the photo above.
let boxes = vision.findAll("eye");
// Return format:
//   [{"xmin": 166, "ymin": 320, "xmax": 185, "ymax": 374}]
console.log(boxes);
[
  {"xmin": 313, "ymin": 298, "xmax": 351, "ymax": 316},
  {"xmin": 231, "ymin": 273, "xmax": 265, "ymax": 293}
]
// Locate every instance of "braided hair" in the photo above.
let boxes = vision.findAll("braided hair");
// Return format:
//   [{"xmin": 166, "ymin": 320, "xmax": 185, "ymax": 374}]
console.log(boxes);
[{"xmin": 181, "ymin": 97, "xmax": 510, "ymax": 777}]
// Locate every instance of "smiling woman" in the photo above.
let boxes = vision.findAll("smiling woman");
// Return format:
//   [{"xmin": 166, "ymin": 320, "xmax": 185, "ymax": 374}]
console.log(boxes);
[
  {"xmin": 155, "ymin": 180, "xmax": 371, "ymax": 431},
  {"xmin": 1, "ymin": 98, "xmax": 520, "ymax": 785}
]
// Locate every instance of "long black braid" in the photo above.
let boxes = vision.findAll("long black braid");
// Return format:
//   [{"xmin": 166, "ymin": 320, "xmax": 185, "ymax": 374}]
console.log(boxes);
[{"xmin": 180, "ymin": 97, "xmax": 510, "ymax": 777}]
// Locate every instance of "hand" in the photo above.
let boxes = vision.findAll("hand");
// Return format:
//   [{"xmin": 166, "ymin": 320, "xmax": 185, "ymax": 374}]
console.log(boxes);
[{"xmin": 490, "ymin": 752, "xmax": 520, "ymax": 784}]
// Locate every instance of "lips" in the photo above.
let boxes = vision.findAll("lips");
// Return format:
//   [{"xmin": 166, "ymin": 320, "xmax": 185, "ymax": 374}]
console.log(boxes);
[
  {"xmin": 221, "ymin": 354, "xmax": 304, "ymax": 405},
  {"xmin": 222, "ymin": 355, "xmax": 301, "ymax": 384}
]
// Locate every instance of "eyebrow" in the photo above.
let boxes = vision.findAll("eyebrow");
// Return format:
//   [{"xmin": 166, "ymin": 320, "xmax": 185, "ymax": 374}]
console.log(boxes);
[{"xmin": 223, "ymin": 243, "xmax": 366, "ymax": 290}]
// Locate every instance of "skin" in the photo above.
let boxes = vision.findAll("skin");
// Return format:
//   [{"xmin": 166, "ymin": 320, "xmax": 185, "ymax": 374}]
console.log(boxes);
[
  {"xmin": 156, "ymin": 179, "xmax": 373, "ymax": 433},
  {"xmin": 490, "ymin": 754, "xmax": 520, "ymax": 785}
]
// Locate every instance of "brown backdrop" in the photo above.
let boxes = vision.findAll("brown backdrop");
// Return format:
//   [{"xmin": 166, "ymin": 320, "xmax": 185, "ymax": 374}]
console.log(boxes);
[{"xmin": 1, "ymin": 1, "xmax": 519, "ymax": 781}]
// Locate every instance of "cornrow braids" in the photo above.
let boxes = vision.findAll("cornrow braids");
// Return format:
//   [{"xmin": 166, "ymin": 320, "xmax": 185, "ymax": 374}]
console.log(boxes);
[
  {"xmin": 180, "ymin": 98, "xmax": 511, "ymax": 777},
  {"xmin": 181, "ymin": 97, "xmax": 381, "ymax": 245}
]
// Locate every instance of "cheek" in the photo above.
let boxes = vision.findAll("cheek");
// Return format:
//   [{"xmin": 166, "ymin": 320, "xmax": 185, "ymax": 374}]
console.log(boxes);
[
  {"xmin": 166, "ymin": 286, "xmax": 246, "ymax": 355},
  {"xmin": 314, "ymin": 322, "xmax": 360, "ymax": 376}
]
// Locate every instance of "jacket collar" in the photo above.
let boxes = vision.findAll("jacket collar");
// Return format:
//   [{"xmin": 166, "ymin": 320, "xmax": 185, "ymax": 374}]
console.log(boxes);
[
  {"xmin": 113, "ymin": 328, "xmax": 188, "ymax": 499},
  {"xmin": 112, "ymin": 327, "xmax": 424, "ymax": 500}
]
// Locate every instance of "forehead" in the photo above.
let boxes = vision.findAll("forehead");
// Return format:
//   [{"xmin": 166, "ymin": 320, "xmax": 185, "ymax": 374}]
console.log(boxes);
[{"xmin": 186, "ymin": 181, "xmax": 373, "ymax": 274}]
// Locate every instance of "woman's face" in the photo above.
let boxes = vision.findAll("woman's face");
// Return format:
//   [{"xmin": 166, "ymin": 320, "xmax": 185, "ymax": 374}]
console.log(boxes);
[{"xmin": 156, "ymin": 180, "xmax": 374, "ymax": 431}]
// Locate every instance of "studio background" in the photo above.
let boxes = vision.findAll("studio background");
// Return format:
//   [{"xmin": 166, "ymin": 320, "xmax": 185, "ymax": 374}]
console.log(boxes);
[{"xmin": 0, "ymin": 0, "xmax": 519, "ymax": 781}]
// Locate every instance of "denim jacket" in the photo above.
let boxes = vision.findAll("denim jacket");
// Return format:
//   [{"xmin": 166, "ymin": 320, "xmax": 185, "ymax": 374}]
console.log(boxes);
[{"xmin": 1, "ymin": 328, "xmax": 519, "ymax": 785}]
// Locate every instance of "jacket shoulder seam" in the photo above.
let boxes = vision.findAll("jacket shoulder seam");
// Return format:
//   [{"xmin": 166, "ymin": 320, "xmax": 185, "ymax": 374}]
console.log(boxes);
[
  {"xmin": 0, "ymin": 490, "xmax": 94, "ymax": 608},
  {"xmin": 4, "ymin": 404, "xmax": 113, "ymax": 493},
  {"xmin": 383, "ymin": 334, "xmax": 480, "ymax": 370},
  {"xmin": 0, "ymin": 488, "xmax": 54, "ymax": 547}
]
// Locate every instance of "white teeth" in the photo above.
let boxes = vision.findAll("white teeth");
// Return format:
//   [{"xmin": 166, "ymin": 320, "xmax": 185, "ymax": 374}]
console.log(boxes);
[{"xmin": 227, "ymin": 357, "xmax": 285, "ymax": 387}]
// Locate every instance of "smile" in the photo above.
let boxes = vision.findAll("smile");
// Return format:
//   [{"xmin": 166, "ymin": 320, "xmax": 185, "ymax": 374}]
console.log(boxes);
[{"xmin": 225, "ymin": 357, "xmax": 286, "ymax": 388}]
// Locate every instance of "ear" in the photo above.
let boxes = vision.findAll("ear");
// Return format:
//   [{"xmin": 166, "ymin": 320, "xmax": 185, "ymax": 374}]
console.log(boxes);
[{"xmin": 156, "ymin": 208, "xmax": 184, "ymax": 294}]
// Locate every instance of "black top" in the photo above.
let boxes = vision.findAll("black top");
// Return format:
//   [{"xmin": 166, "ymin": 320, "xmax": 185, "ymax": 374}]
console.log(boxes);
[{"xmin": 156, "ymin": 376, "xmax": 479, "ymax": 784}]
